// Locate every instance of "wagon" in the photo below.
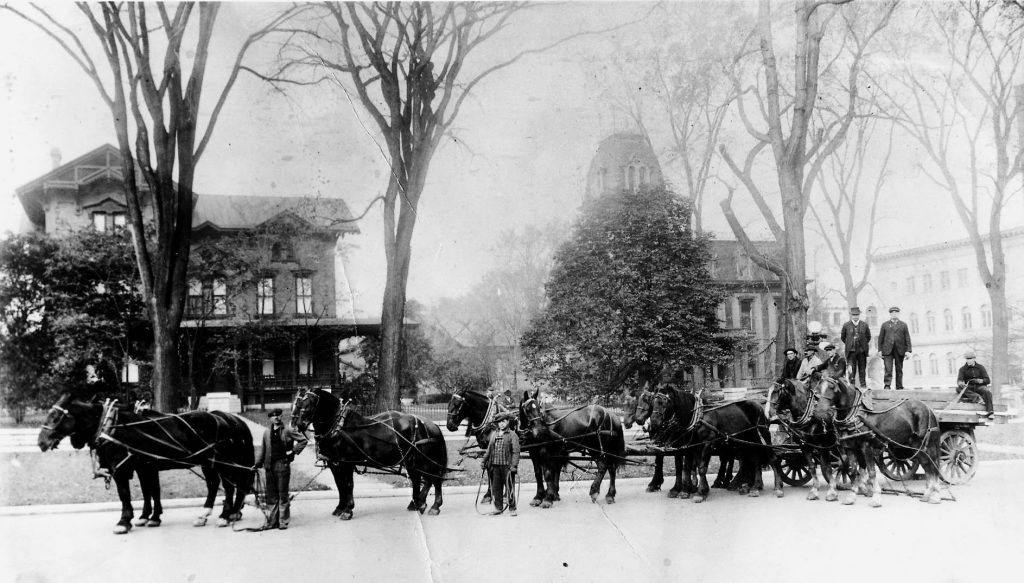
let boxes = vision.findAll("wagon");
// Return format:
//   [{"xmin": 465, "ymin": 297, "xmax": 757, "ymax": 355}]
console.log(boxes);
[{"xmin": 770, "ymin": 387, "xmax": 1014, "ymax": 487}]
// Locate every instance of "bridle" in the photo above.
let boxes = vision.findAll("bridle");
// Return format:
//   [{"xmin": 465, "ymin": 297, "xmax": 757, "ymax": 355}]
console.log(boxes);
[
  {"xmin": 817, "ymin": 379, "xmax": 862, "ymax": 425},
  {"xmin": 40, "ymin": 403, "xmax": 72, "ymax": 432},
  {"xmin": 521, "ymin": 397, "xmax": 544, "ymax": 426},
  {"xmin": 774, "ymin": 380, "xmax": 819, "ymax": 427}
]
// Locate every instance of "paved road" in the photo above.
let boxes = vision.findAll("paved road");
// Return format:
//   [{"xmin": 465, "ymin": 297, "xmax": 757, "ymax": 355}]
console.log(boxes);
[{"xmin": 3, "ymin": 460, "xmax": 1024, "ymax": 583}]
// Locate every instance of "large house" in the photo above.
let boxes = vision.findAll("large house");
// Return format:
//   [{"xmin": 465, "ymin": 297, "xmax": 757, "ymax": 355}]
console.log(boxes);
[
  {"xmin": 14, "ymin": 144, "xmax": 379, "ymax": 409},
  {"xmin": 585, "ymin": 132, "xmax": 784, "ymax": 388}
]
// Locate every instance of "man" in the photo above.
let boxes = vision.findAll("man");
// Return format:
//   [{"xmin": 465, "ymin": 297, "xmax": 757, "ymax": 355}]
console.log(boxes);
[
  {"xmin": 776, "ymin": 348, "xmax": 801, "ymax": 383},
  {"xmin": 797, "ymin": 345, "xmax": 823, "ymax": 382},
  {"xmin": 481, "ymin": 412, "xmax": 520, "ymax": 516},
  {"xmin": 877, "ymin": 306, "xmax": 912, "ymax": 390},
  {"xmin": 957, "ymin": 350, "xmax": 995, "ymax": 419},
  {"xmin": 256, "ymin": 408, "xmax": 308, "ymax": 530},
  {"xmin": 840, "ymin": 306, "xmax": 871, "ymax": 388},
  {"xmin": 816, "ymin": 343, "xmax": 847, "ymax": 381}
]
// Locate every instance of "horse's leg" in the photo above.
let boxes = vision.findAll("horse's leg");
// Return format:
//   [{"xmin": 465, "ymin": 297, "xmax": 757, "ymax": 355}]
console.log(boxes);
[
  {"xmin": 407, "ymin": 468, "xmax": 424, "ymax": 512},
  {"xmin": 553, "ymin": 460, "xmax": 565, "ymax": 501},
  {"xmin": 427, "ymin": 468, "xmax": 444, "ymax": 516},
  {"xmin": 679, "ymin": 452, "xmax": 694, "ymax": 499},
  {"xmin": 668, "ymin": 454, "xmax": 684, "ymax": 498},
  {"xmin": 192, "ymin": 468, "xmax": 219, "ymax": 526},
  {"xmin": 529, "ymin": 454, "xmax": 545, "ymax": 507},
  {"xmin": 806, "ymin": 451, "xmax": 822, "ymax": 501},
  {"xmin": 590, "ymin": 458, "xmax": 608, "ymax": 504},
  {"xmin": 867, "ymin": 452, "xmax": 883, "ymax": 508},
  {"xmin": 712, "ymin": 451, "xmax": 732, "ymax": 489},
  {"xmin": 337, "ymin": 463, "xmax": 355, "ymax": 520},
  {"xmin": 540, "ymin": 460, "xmax": 557, "ymax": 509},
  {"xmin": 648, "ymin": 453, "xmax": 664, "ymax": 493},
  {"xmin": 605, "ymin": 459, "xmax": 618, "ymax": 504},
  {"xmin": 217, "ymin": 474, "xmax": 235, "ymax": 527},
  {"xmin": 748, "ymin": 451, "xmax": 764, "ymax": 498},
  {"xmin": 920, "ymin": 431, "xmax": 943, "ymax": 505},
  {"xmin": 328, "ymin": 463, "xmax": 346, "ymax": 516},
  {"xmin": 843, "ymin": 448, "xmax": 867, "ymax": 506},
  {"xmin": 139, "ymin": 468, "xmax": 163, "ymax": 526},
  {"xmin": 693, "ymin": 446, "xmax": 712, "ymax": 503},
  {"xmin": 734, "ymin": 452, "xmax": 751, "ymax": 496},
  {"xmin": 136, "ymin": 471, "xmax": 153, "ymax": 527},
  {"xmin": 112, "ymin": 472, "xmax": 134, "ymax": 535}
]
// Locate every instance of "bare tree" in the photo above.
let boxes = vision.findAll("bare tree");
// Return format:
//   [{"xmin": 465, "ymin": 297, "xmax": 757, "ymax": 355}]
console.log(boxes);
[
  {"xmin": 2, "ymin": 3, "xmax": 300, "ymax": 411},
  {"xmin": 874, "ymin": 0, "xmax": 1024, "ymax": 387},
  {"xmin": 808, "ymin": 112, "xmax": 894, "ymax": 306},
  {"xmin": 718, "ymin": 0, "xmax": 894, "ymax": 355},
  {"xmin": 259, "ymin": 3, "xmax": 635, "ymax": 412}
]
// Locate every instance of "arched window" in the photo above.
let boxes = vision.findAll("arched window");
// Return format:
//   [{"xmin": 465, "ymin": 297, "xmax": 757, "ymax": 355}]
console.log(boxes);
[
  {"xmin": 910, "ymin": 313, "xmax": 919, "ymax": 334},
  {"xmin": 597, "ymin": 168, "xmax": 606, "ymax": 192},
  {"xmin": 639, "ymin": 166, "xmax": 648, "ymax": 185},
  {"xmin": 929, "ymin": 353, "xmax": 939, "ymax": 375},
  {"xmin": 628, "ymin": 166, "xmax": 638, "ymax": 191},
  {"xmin": 961, "ymin": 307, "xmax": 972, "ymax": 330},
  {"xmin": 946, "ymin": 352, "xmax": 956, "ymax": 375},
  {"xmin": 926, "ymin": 311, "xmax": 936, "ymax": 333},
  {"xmin": 981, "ymin": 304, "xmax": 991, "ymax": 327},
  {"xmin": 912, "ymin": 354, "xmax": 922, "ymax": 376},
  {"xmin": 943, "ymin": 309, "xmax": 954, "ymax": 332},
  {"xmin": 867, "ymin": 306, "xmax": 878, "ymax": 327}
]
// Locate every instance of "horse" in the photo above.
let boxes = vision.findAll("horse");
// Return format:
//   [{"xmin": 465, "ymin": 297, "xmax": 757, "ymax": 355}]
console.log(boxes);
[
  {"xmin": 649, "ymin": 387, "xmax": 783, "ymax": 502},
  {"xmin": 291, "ymin": 388, "xmax": 447, "ymax": 519},
  {"xmin": 768, "ymin": 379, "xmax": 843, "ymax": 501},
  {"xmin": 815, "ymin": 377, "xmax": 944, "ymax": 506},
  {"xmin": 37, "ymin": 392, "xmax": 255, "ymax": 534},
  {"xmin": 446, "ymin": 389, "xmax": 548, "ymax": 506},
  {"xmin": 518, "ymin": 390, "xmax": 625, "ymax": 508},
  {"xmin": 625, "ymin": 386, "xmax": 737, "ymax": 495}
]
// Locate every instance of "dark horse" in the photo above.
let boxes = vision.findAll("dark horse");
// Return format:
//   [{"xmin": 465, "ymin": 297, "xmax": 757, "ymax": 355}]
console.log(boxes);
[
  {"xmin": 446, "ymin": 389, "xmax": 547, "ymax": 505},
  {"xmin": 815, "ymin": 377, "xmax": 943, "ymax": 506},
  {"xmin": 649, "ymin": 387, "xmax": 783, "ymax": 502},
  {"xmin": 768, "ymin": 379, "xmax": 842, "ymax": 501},
  {"xmin": 625, "ymin": 386, "xmax": 736, "ymax": 495},
  {"xmin": 38, "ymin": 392, "xmax": 255, "ymax": 534},
  {"xmin": 519, "ymin": 390, "xmax": 625, "ymax": 508},
  {"xmin": 291, "ymin": 388, "xmax": 447, "ymax": 519}
]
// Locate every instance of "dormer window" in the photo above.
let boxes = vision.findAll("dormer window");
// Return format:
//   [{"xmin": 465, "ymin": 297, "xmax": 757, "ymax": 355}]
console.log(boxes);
[
  {"xmin": 93, "ymin": 211, "xmax": 126, "ymax": 233},
  {"xmin": 271, "ymin": 241, "xmax": 295, "ymax": 262}
]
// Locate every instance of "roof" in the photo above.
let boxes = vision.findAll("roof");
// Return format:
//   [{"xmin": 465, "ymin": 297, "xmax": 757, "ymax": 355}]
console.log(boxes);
[
  {"xmin": 874, "ymin": 227, "xmax": 1024, "ymax": 262},
  {"xmin": 193, "ymin": 194, "xmax": 359, "ymax": 235}
]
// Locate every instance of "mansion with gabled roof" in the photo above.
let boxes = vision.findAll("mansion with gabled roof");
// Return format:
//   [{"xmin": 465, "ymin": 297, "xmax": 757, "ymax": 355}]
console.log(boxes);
[{"xmin": 15, "ymin": 144, "xmax": 379, "ymax": 410}]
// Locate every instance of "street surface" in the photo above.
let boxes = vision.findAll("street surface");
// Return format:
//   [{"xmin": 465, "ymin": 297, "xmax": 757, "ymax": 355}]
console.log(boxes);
[{"xmin": 3, "ymin": 459, "xmax": 1023, "ymax": 583}]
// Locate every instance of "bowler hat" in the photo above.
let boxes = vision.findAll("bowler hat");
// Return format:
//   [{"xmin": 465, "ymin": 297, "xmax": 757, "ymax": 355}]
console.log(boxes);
[
  {"xmin": 823, "ymin": 343, "xmax": 836, "ymax": 351},
  {"xmin": 784, "ymin": 348, "xmax": 798, "ymax": 356},
  {"xmin": 495, "ymin": 412, "xmax": 515, "ymax": 423},
  {"xmin": 964, "ymin": 350, "xmax": 976, "ymax": 359},
  {"xmin": 268, "ymin": 408, "xmax": 283, "ymax": 418},
  {"xmin": 849, "ymin": 307, "xmax": 861, "ymax": 315},
  {"xmin": 889, "ymin": 306, "xmax": 900, "ymax": 313}
]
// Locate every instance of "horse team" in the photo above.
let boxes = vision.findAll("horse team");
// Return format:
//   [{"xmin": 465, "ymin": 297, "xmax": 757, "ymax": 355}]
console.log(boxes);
[{"xmin": 37, "ymin": 375, "xmax": 945, "ymax": 534}]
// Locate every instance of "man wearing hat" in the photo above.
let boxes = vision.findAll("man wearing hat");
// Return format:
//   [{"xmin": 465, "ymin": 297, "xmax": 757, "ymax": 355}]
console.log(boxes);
[
  {"xmin": 797, "ymin": 344, "xmax": 823, "ymax": 382},
  {"xmin": 776, "ymin": 348, "xmax": 801, "ymax": 384},
  {"xmin": 482, "ymin": 412, "xmax": 520, "ymax": 516},
  {"xmin": 957, "ymin": 351, "xmax": 994, "ymax": 419},
  {"xmin": 815, "ymin": 343, "xmax": 847, "ymax": 382},
  {"xmin": 256, "ymin": 408, "xmax": 308, "ymax": 529},
  {"xmin": 877, "ymin": 306, "xmax": 912, "ymax": 390},
  {"xmin": 841, "ymin": 307, "xmax": 871, "ymax": 388}
]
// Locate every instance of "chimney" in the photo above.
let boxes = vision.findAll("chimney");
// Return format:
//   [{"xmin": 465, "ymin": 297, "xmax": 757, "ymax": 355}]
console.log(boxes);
[{"xmin": 49, "ymin": 147, "xmax": 62, "ymax": 169}]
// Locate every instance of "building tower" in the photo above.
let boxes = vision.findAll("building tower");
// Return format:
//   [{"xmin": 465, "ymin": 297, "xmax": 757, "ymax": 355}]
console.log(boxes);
[{"xmin": 583, "ymin": 131, "xmax": 664, "ymax": 202}]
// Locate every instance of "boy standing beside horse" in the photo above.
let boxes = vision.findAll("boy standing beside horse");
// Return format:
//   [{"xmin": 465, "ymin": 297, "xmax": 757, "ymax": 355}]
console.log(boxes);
[{"xmin": 482, "ymin": 412, "xmax": 520, "ymax": 516}]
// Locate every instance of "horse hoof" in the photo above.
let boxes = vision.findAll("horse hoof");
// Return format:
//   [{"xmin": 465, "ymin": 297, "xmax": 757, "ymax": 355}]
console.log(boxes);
[
  {"xmin": 339, "ymin": 512, "xmax": 353, "ymax": 521},
  {"xmin": 842, "ymin": 498, "xmax": 855, "ymax": 506},
  {"xmin": 113, "ymin": 524, "xmax": 131, "ymax": 535},
  {"xmin": 825, "ymin": 494, "xmax": 838, "ymax": 502},
  {"xmin": 418, "ymin": 504, "xmax": 427, "ymax": 514},
  {"xmin": 427, "ymin": 507, "xmax": 441, "ymax": 516},
  {"xmin": 146, "ymin": 519, "xmax": 161, "ymax": 527},
  {"xmin": 192, "ymin": 518, "xmax": 208, "ymax": 527},
  {"xmin": 228, "ymin": 512, "xmax": 242, "ymax": 522},
  {"xmin": 646, "ymin": 485, "xmax": 662, "ymax": 493},
  {"xmin": 807, "ymin": 492, "xmax": 819, "ymax": 501},
  {"xmin": 693, "ymin": 496, "xmax": 706, "ymax": 504},
  {"xmin": 737, "ymin": 486, "xmax": 750, "ymax": 496},
  {"xmin": 540, "ymin": 501, "xmax": 553, "ymax": 509},
  {"xmin": 553, "ymin": 494, "xmax": 561, "ymax": 501},
  {"xmin": 605, "ymin": 496, "xmax": 615, "ymax": 505},
  {"xmin": 134, "ymin": 518, "xmax": 148, "ymax": 527},
  {"xmin": 481, "ymin": 495, "xmax": 493, "ymax": 504},
  {"xmin": 869, "ymin": 499, "xmax": 882, "ymax": 508},
  {"xmin": 216, "ymin": 518, "xmax": 229, "ymax": 528},
  {"xmin": 406, "ymin": 501, "xmax": 419, "ymax": 511},
  {"xmin": 667, "ymin": 489, "xmax": 680, "ymax": 499},
  {"xmin": 590, "ymin": 493, "xmax": 599, "ymax": 503},
  {"xmin": 748, "ymin": 489, "xmax": 761, "ymax": 498},
  {"xmin": 332, "ymin": 507, "xmax": 344, "ymax": 517},
  {"xmin": 774, "ymin": 489, "xmax": 785, "ymax": 499},
  {"xmin": 679, "ymin": 492, "xmax": 692, "ymax": 500},
  {"xmin": 529, "ymin": 499, "xmax": 541, "ymax": 507}
]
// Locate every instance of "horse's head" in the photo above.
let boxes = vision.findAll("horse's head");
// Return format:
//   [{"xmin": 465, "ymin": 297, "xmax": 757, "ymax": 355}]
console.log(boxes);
[
  {"xmin": 291, "ymin": 389, "xmax": 318, "ymax": 433},
  {"xmin": 648, "ymin": 392, "xmax": 672, "ymax": 434},
  {"xmin": 38, "ymin": 393, "xmax": 96, "ymax": 451},
  {"xmin": 769, "ymin": 380, "xmax": 795, "ymax": 419},
  {"xmin": 519, "ymin": 390, "xmax": 547, "ymax": 440},
  {"xmin": 625, "ymin": 390, "xmax": 655, "ymax": 429},
  {"xmin": 813, "ymin": 376, "xmax": 854, "ymax": 419},
  {"xmin": 446, "ymin": 392, "xmax": 466, "ymax": 432}
]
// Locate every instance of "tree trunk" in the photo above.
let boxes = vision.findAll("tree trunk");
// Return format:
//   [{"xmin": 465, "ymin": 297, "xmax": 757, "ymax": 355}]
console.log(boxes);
[
  {"xmin": 151, "ymin": 315, "xmax": 182, "ymax": 413},
  {"xmin": 780, "ymin": 168, "xmax": 809, "ymax": 353},
  {"xmin": 374, "ymin": 270, "xmax": 408, "ymax": 414},
  {"xmin": 988, "ymin": 280, "xmax": 1009, "ymax": 391}
]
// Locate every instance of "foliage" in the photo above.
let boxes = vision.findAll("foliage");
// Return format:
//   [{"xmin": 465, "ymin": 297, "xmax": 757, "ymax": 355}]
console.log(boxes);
[
  {"xmin": 0, "ymin": 230, "xmax": 149, "ymax": 420},
  {"xmin": 521, "ymin": 184, "xmax": 731, "ymax": 401}
]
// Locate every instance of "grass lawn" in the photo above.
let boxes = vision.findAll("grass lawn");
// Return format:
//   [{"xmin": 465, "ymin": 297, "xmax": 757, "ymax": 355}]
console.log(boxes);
[{"xmin": 0, "ymin": 449, "xmax": 327, "ymax": 506}]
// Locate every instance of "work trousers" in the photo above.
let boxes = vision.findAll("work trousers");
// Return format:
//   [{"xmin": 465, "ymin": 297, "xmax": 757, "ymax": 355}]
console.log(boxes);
[
  {"xmin": 488, "ymin": 465, "xmax": 516, "ymax": 513},
  {"xmin": 265, "ymin": 458, "xmax": 291, "ymax": 527},
  {"xmin": 964, "ymin": 385, "xmax": 994, "ymax": 413},
  {"xmin": 847, "ymin": 352, "xmax": 868, "ymax": 388},
  {"xmin": 883, "ymin": 353, "xmax": 906, "ymax": 389}
]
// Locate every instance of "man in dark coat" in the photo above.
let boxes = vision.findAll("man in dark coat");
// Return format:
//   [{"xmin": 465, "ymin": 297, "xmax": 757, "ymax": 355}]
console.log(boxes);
[
  {"xmin": 957, "ymin": 350, "xmax": 994, "ymax": 419},
  {"xmin": 815, "ymin": 343, "xmax": 847, "ymax": 381},
  {"xmin": 877, "ymin": 306, "xmax": 912, "ymax": 390},
  {"xmin": 256, "ymin": 408, "xmax": 308, "ymax": 529},
  {"xmin": 776, "ymin": 348, "xmax": 801, "ymax": 384},
  {"xmin": 482, "ymin": 412, "xmax": 520, "ymax": 516},
  {"xmin": 840, "ymin": 306, "xmax": 871, "ymax": 388}
]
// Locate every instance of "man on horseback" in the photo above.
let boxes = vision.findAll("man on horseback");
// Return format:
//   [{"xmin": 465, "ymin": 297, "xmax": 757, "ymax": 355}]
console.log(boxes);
[
  {"xmin": 482, "ymin": 412, "xmax": 520, "ymax": 516},
  {"xmin": 957, "ymin": 351, "xmax": 995, "ymax": 419},
  {"xmin": 256, "ymin": 408, "xmax": 308, "ymax": 530}
]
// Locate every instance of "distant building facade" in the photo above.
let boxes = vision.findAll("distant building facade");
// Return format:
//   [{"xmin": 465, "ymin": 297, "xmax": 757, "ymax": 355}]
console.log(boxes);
[
  {"xmin": 865, "ymin": 228, "xmax": 1024, "ymax": 389},
  {"xmin": 15, "ymin": 144, "xmax": 377, "ymax": 409},
  {"xmin": 585, "ymin": 132, "xmax": 783, "ymax": 388}
]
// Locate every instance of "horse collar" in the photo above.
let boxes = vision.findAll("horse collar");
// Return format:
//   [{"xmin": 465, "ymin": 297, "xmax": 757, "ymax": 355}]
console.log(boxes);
[{"xmin": 320, "ymin": 402, "xmax": 350, "ymax": 440}]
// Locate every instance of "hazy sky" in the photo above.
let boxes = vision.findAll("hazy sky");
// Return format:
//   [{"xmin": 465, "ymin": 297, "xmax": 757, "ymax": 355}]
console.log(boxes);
[{"xmin": 2, "ymin": 1, "xmax": 1022, "ymax": 316}]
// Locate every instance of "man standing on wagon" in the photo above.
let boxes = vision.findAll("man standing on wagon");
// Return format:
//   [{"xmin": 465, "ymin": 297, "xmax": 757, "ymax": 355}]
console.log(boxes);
[
  {"xmin": 482, "ymin": 412, "xmax": 520, "ymax": 516},
  {"xmin": 841, "ymin": 307, "xmax": 871, "ymax": 388},
  {"xmin": 877, "ymin": 306, "xmax": 912, "ymax": 390},
  {"xmin": 957, "ymin": 351, "xmax": 995, "ymax": 419}
]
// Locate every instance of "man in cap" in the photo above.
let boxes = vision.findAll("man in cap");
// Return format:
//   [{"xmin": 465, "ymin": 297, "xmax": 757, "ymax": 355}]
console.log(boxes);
[
  {"xmin": 957, "ymin": 351, "xmax": 995, "ymax": 419},
  {"xmin": 776, "ymin": 348, "xmax": 801, "ymax": 384},
  {"xmin": 482, "ymin": 412, "xmax": 520, "ymax": 516},
  {"xmin": 256, "ymin": 408, "xmax": 308, "ymax": 529},
  {"xmin": 840, "ymin": 307, "xmax": 871, "ymax": 388},
  {"xmin": 815, "ymin": 343, "xmax": 847, "ymax": 381},
  {"xmin": 797, "ymin": 344, "xmax": 823, "ymax": 382},
  {"xmin": 877, "ymin": 306, "xmax": 912, "ymax": 390}
]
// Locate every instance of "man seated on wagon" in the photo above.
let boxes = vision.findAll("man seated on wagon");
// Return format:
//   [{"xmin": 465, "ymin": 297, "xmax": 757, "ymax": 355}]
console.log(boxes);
[
  {"xmin": 815, "ymin": 343, "xmax": 847, "ymax": 382},
  {"xmin": 796, "ymin": 344, "xmax": 823, "ymax": 383},
  {"xmin": 489, "ymin": 388, "xmax": 518, "ymax": 430},
  {"xmin": 776, "ymin": 347, "xmax": 801, "ymax": 384},
  {"xmin": 957, "ymin": 350, "xmax": 995, "ymax": 419}
]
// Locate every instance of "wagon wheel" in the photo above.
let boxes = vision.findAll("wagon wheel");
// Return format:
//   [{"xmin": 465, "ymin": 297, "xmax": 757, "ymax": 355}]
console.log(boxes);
[
  {"xmin": 778, "ymin": 453, "xmax": 813, "ymax": 487},
  {"xmin": 938, "ymin": 429, "xmax": 978, "ymax": 485},
  {"xmin": 826, "ymin": 453, "xmax": 855, "ymax": 490},
  {"xmin": 876, "ymin": 450, "xmax": 921, "ymax": 482}
]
